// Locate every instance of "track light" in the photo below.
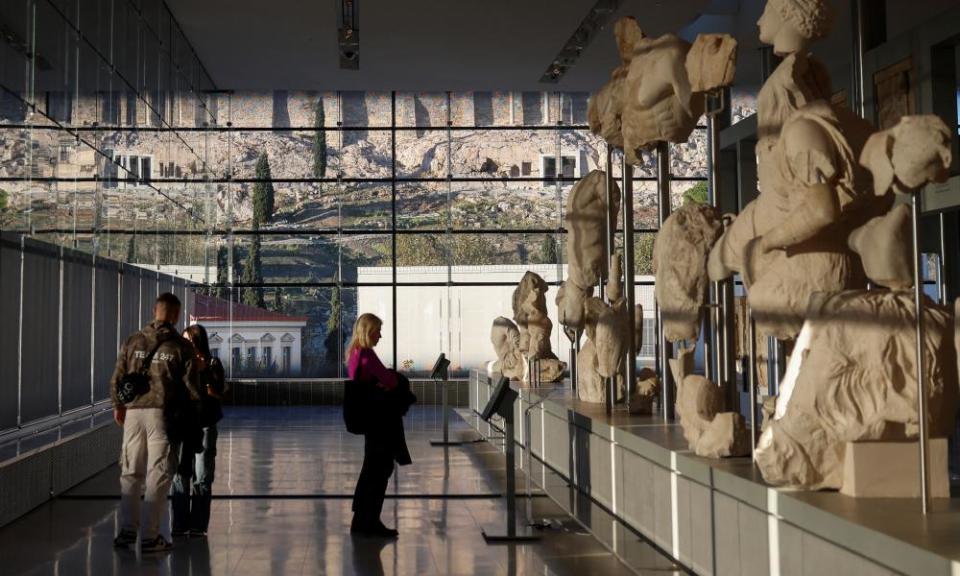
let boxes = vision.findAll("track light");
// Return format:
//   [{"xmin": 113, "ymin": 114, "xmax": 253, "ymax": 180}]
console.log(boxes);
[
  {"xmin": 338, "ymin": 0, "xmax": 359, "ymax": 70},
  {"xmin": 540, "ymin": 0, "xmax": 624, "ymax": 83}
]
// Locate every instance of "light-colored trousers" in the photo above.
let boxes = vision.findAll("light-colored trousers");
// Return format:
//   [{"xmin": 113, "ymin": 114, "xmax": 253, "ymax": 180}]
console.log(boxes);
[{"xmin": 119, "ymin": 408, "xmax": 176, "ymax": 539}]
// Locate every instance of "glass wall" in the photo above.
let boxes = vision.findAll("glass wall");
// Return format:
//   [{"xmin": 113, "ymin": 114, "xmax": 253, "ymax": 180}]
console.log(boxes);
[{"xmin": 0, "ymin": 2, "xmax": 708, "ymax": 384}]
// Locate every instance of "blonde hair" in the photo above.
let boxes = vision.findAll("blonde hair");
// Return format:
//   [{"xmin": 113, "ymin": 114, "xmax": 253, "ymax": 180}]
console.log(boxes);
[{"xmin": 345, "ymin": 313, "xmax": 383, "ymax": 363}]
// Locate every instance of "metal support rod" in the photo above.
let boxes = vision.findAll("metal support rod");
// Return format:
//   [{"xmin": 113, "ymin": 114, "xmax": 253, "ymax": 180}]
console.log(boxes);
[
  {"xmin": 442, "ymin": 380, "xmax": 450, "ymax": 444},
  {"xmin": 912, "ymin": 195, "xmax": 930, "ymax": 514},
  {"xmin": 603, "ymin": 145, "xmax": 616, "ymax": 300},
  {"xmin": 605, "ymin": 377, "xmax": 614, "ymax": 414},
  {"xmin": 939, "ymin": 213, "xmax": 948, "ymax": 305},
  {"xmin": 505, "ymin": 415, "xmax": 517, "ymax": 537},
  {"xmin": 706, "ymin": 92, "xmax": 722, "ymax": 386},
  {"xmin": 748, "ymin": 308, "xmax": 758, "ymax": 456},
  {"xmin": 656, "ymin": 141, "xmax": 674, "ymax": 419},
  {"xmin": 850, "ymin": 0, "xmax": 867, "ymax": 118},
  {"xmin": 569, "ymin": 337, "xmax": 578, "ymax": 392},
  {"xmin": 621, "ymin": 154, "xmax": 637, "ymax": 406},
  {"xmin": 575, "ymin": 332, "xmax": 582, "ymax": 391},
  {"xmin": 721, "ymin": 274, "xmax": 737, "ymax": 411}
]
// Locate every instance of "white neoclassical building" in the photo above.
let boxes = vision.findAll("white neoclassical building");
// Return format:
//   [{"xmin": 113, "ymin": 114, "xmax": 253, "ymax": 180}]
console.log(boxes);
[{"xmin": 190, "ymin": 294, "xmax": 307, "ymax": 376}]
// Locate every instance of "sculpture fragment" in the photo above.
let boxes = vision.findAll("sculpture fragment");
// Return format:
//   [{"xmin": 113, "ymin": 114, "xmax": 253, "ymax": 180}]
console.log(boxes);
[
  {"xmin": 847, "ymin": 204, "xmax": 912, "ymax": 290},
  {"xmin": 564, "ymin": 170, "xmax": 620, "ymax": 290},
  {"xmin": 671, "ymin": 347, "xmax": 750, "ymax": 458},
  {"xmin": 860, "ymin": 114, "xmax": 952, "ymax": 195},
  {"xmin": 686, "ymin": 34, "xmax": 738, "ymax": 93},
  {"xmin": 588, "ymin": 17, "xmax": 643, "ymax": 148},
  {"xmin": 629, "ymin": 367, "xmax": 659, "ymax": 415},
  {"xmin": 653, "ymin": 202, "xmax": 723, "ymax": 342},
  {"xmin": 621, "ymin": 33, "xmax": 704, "ymax": 164},
  {"xmin": 512, "ymin": 271, "xmax": 565, "ymax": 383},
  {"xmin": 489, "ymin": 316, "xmax": 524, "ymax": 380},
  {"xmin": 707, "ymin": 53, "xmax": 879, "ymax": 340},
  {"xmin": 755, "ymin": 291, "xmax": 959, "ymax": 489}
]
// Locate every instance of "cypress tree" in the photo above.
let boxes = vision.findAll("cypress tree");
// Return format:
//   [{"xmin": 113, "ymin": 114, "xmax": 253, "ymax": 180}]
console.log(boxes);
[
  {"xmin": 272, "ymin": 287, "xmax": 284, "ymax": 313},
  {"xmin": 536, "ymin": 236, "xmax": 558, "ymax": 264},
  {"xmin": 216, "ymin": 245, "xmax": 229, "ymax": 299},
  {"xmin": 323, "ymin": 286, "xmax": 342, "ymax": 372},
  {"xmin": 241, "ymin": 220, "xmax": 265, "ymax": 308},
  {"xmin": 252, "ymin": 153, "xmax": 275, "ymax": 223},
  {"xmin": 313, "ymin": 98, "xmax": 327, "ymax": 179}
]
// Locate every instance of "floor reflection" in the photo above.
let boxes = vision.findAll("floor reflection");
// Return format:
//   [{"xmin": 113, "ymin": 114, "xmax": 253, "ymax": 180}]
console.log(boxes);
[{"xmin": 0, "ymin": 406, "xmax": 672, "ymax": 576}]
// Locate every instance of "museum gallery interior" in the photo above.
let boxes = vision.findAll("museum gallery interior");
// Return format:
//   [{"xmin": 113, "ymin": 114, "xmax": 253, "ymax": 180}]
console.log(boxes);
[{"xmin": 2, "ymin": 0, "xmax": 960, "ymax": 574}]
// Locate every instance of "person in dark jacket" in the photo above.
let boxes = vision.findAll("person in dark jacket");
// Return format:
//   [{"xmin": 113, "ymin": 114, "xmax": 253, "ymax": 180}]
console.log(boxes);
[
  {"xmin": 172, "ymin": 323, "xmax": 226, "ymax": 537},
  {"xmin": 111, "ymin": 293, "xmax": 202, "ymax": 553},
  {"xmin": 346, "ymin": 313, "xmax": 413, "ymax": 538}
]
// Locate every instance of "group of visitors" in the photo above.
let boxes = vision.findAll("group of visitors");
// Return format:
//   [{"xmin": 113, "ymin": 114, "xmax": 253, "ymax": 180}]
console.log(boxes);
[
  {"xmin": 110, "ymin": 293, "xmax": 225, "ymax": 552},
  {"xmin": 109, "ymin": 295, "xmax": 411, "ymax": 552}
]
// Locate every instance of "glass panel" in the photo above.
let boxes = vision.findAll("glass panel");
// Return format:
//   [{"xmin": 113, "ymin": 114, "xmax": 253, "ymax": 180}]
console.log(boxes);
[
  {"xmin": 395, "ymin": 92, "xmax": 447, "ymax": 127},
  {"xmin": 671, "ymin": 179, "xmax": 708, "ymax": 212},
  {"xmin": 349, "ymin": 284, "xmax": 396, "ymax": 368},
  {"xmin": 670, "ymin": 128, "xmax": 708, "ymax": 178},
  {"xmin": 340, "ymin": 182, "xmax": 392, "ymax": 230},
  {"xmin": 397, "ymin": 182, "xmax": 448, "ymax": 230},
  {"xmin": 451, "ymin": 181, "xmax": 559, "ymax": 230}
]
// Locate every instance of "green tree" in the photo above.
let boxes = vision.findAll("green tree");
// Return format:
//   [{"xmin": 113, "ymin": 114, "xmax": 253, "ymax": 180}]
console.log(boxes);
[
  {"xmin": 634, "ymin": 233, "xmax": 656, "ymax": 275},
  {"xmin": 0, "ymin": 188, "xmax": 8, "ymax": 211},
  {"xmin": 272, "ymin": 287, "xmax": 284, "ymax": 313},
  {"xmin": 391, "ymin": 234, "xmax": 503, "ymax": 267},
  {"xmin": 533, "ymin": 235, "xmax": 558, "ymax": 264},
  {"xmin": 323, "ymin": 286, "xmax": 342, "ymax": 372},
  {"xmin": 126, "ymin": 235, "xmax": 137, "ymax": 263},
  {"xmin": 252, "ymin": 153, "xmax": 275, "ymax": 224},
  {"xmin": 683, "ymin": 181, "xmax": 708, "ymax": 205},
  {"xmin": 313, "ymin": 98, "xmax": 327, "ymax": 179},
  {"xmin": 241, "ymin": 222, "xmax": 265, "ymax": 308},
  {"xmin": 216, "ymin": 245, "xmax": 230, "ymax": 299}
]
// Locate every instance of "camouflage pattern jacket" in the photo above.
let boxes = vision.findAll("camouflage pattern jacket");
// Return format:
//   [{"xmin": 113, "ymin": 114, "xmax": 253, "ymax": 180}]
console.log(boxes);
[{"xmin": 110, "ymin": 321, "xmax": 202, "ymax": 409}]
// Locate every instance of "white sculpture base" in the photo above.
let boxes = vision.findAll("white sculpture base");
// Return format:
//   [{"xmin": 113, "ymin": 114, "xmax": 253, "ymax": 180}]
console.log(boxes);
[{"xmin": 840, "ymin": 439, "xmax": 949, "ymax": 498}]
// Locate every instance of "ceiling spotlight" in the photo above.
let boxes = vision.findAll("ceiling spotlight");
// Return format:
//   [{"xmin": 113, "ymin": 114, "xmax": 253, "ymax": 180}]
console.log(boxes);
[
  {"xmin": 540, "ymin": 0, "xmax": 624, "ymax": 83},
  {"xmin": 338, "ymin": 0, "xmax": 359, "ymax": 70}
]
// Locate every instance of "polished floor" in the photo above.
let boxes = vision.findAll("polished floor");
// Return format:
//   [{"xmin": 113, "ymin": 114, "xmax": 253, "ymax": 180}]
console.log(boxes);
[{"xmin": 0, "ymin": 406, "xmax": 682, "ymax": 575}]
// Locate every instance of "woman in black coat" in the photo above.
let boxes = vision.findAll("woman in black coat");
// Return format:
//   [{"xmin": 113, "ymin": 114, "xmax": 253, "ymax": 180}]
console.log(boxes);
[{"xmin": 345, "ymin": 313, "xmax": 413, "ymax": 538}]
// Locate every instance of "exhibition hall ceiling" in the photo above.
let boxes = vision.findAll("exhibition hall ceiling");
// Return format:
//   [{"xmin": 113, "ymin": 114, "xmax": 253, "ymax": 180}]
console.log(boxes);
[
  {"xmin": 166, "ymin": 0, "xmax": 957, "ymax": 92},
  {"xmin": 166, "ymin": 0, "xmax": 713, "ymax": 91}
]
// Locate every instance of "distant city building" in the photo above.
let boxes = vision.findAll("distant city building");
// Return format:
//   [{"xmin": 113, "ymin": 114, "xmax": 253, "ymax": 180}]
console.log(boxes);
[{"xmin": 191, "ymin": 293, "xmax": 308, "ymax": 376}]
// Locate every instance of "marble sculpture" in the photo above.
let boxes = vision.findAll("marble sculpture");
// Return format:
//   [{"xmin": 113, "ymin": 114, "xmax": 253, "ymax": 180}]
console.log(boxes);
[
  {"xmin": 589, "ymin": 17, "xmax": 737, "ymax": 165},
  {"xmin": 653, "ymin": 202, "xmax": 723, "ymax": 342},
  {"xmin": 707, "ymin": 10, "xmax": 881, "ymax": 340},
  {"xmin": 512, "ymin": 271, "xmax": 565, "ymax": 383},
  {"xmin": 489, "ymin": 316, "xmax": 524, "ymax": 380},
  {"xmin": 564, "ymin": 170, "xmax": 620, "ymax": 290},
  {"xmin": 755, "ymin": 291, "xmax": 959, "ymax": 489},
  {"xmin": 754, "ymin": 112, "xmax": 956, "ymax": 490},
  {"xmin": 587, "ymin": 17, "xmax": 643, "ymax": 149},
  {"xmin": 671, "ymin": 347, "xmax": 750, "ymax": 458}
]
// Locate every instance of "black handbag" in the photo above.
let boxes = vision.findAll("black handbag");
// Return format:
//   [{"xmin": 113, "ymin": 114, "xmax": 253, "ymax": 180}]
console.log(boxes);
[{"xmin": 116, "ymin": 337, "xmax": 168, "ymax": 405}]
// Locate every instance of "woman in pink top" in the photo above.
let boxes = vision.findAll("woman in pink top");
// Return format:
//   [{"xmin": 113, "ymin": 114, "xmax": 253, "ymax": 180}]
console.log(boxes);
[{"xmin": 346, "ymin": 313, "xmax": 409, "ymax": 538}]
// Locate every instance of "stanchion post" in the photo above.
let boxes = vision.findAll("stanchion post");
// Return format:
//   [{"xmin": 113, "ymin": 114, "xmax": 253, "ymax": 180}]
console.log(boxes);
[
  {"xmin": 622, "ymin": 152, "xmax": 637, "ymax": 408},
  {"xmin": 911, "ymin": 195, "xmax": 930, "ymax": 514},
  {"xmin": 656, "ymin": 141, "xmax": 674, "ymax": 419},
  {"xmin": 430, "ymin": 354, "xmax": 460, "ymax": 447}
]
